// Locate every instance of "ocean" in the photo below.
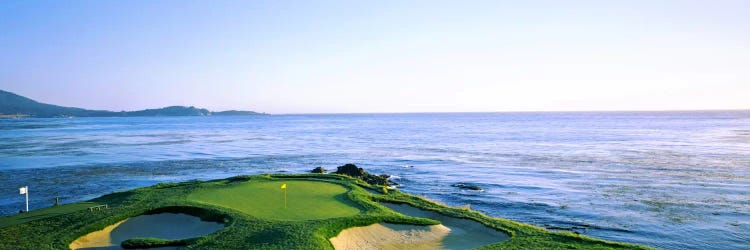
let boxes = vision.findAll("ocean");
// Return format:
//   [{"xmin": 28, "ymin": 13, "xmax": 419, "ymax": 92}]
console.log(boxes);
[{"xmin": 0, "ymin": 112, "xmax": 748, "ymax": 249}]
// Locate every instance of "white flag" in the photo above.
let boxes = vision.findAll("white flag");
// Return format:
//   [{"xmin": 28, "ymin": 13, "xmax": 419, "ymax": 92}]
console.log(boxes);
[{"xmin": 19, "ymin": 187, "xmax": 27, "ymax": 194}]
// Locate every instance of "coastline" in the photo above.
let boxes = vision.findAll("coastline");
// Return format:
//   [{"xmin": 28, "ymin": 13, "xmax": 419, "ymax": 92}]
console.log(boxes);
[{"xmin": 0, "ymin": 173, "xmax": 652, "ymax": 249}]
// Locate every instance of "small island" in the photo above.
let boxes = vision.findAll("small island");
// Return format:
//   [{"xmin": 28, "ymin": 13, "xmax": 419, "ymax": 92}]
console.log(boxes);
[{"xmin": 0, "ymin": 164, "xmax": 650, "ymax": 250}]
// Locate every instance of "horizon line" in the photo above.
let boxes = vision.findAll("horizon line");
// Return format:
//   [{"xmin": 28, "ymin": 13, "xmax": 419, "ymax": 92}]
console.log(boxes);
[{"xmin": 274, "ymin": 109, "xmax": 750, "ymax": 115}]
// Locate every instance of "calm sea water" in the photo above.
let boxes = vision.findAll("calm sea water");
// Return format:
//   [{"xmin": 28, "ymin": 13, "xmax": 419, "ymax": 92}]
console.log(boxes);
[{"xmin": 1, "ymin": 112, "xmax": 748, "ymax": 249}]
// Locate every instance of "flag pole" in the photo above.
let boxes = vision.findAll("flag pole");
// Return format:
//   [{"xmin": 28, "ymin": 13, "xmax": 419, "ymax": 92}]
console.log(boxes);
[
  {"xmin": 24, "ymin": 186, "xmax": 28, "ymax": 212},
  {"xmin": 281, "ymin": 183, "xmax": 287, "ymax": 209}
]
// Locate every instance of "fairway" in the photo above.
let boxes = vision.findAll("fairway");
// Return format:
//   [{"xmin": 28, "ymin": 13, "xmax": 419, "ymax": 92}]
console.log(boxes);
[{"xmin": 187, "ymin": 180, "xmax": 360, "ymax": 221}]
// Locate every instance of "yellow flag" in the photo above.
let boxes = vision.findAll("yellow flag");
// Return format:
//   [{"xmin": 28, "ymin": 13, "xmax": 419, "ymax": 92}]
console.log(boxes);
[{"xmin": 281, "ymin": 183, "xmax": 287, "ymax": 189}]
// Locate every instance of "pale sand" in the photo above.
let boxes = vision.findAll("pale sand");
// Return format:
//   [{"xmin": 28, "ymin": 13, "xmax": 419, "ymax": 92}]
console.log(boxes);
[
  {"xmin": 69, "ymin": 213, "xmax": 224, "ymax": 250},
  {"xmin": 330, "ymin": 223, "xmax": 452, "ymax": 250},
  {"xmin": 69, "ymin": 219, "xmax": 127, "ymax": 249},
  {"xmin": 330, "ymin": 203, "xmax": 510, "ymax": 250},
  {"xmin": 382, "ymin": 203, "xmax": 509, "ymax": 249}
]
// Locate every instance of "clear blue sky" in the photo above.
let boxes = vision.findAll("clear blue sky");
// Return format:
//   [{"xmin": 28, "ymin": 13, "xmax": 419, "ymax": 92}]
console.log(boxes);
[{"xmin": 1, "ymin": 0, "xmax": 748, "ymax": 113}]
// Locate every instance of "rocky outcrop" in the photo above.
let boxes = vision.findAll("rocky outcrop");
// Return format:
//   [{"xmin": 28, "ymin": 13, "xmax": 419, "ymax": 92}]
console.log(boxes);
[
  {"xmin": 452, "ymin": 183, "xmax": 483, "ymax": 191},
  {"xmin": 333, "ymin": 164, "xmax": 390, "ymax": 186},
  {"xmin": 311, "ymin": 166, "xmax": 325, "ymax": 173}
]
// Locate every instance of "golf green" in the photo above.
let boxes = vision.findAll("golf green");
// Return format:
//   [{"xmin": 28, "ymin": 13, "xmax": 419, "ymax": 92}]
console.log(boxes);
[{"xmin": 187, "ymin": 179, "xmax": 361, "ymax": 221}]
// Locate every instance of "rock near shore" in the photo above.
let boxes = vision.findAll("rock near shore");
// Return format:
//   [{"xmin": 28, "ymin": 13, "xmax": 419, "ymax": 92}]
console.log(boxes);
[
  {"xmin": 452, "ymin": 183, "xmax": 483, "ymax": 191},
  {"xmin": 333, "ymin": 164, "xmax": 390, "ymax": 186}
]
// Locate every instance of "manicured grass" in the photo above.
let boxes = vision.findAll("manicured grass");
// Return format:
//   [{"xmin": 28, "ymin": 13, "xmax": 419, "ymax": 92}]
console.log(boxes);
[
  {"xmin": 187, "ymin": 179, "xmax": 361, "ymax": 221},
  {"xmin": 0, "ymin": 202, "xmax": 99, "ymax": 229}
]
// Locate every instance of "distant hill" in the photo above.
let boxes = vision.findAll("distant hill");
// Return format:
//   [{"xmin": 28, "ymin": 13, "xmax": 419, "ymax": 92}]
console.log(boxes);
[
  {"xmin": 211, "ymin": 110, "xmax": 263, "ymax": 116},
  {"xmin": 122, "ymin": 106, "xmax": 211, "ymax": 117},
  {"xmin": 0, "ymin": 90, "xmax": 264, "ymax": 118}
]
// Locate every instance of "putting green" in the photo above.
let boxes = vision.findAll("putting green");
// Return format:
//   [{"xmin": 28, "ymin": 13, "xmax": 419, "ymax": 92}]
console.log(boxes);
[{"xmin": 187, "ymin": 180, "xmax": 360, "ymax": 221}]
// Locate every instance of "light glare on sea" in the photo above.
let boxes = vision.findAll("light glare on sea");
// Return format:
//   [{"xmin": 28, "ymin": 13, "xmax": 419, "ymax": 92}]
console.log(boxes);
[{"xmin": 1, "ymin": 111, "xmax": 748, "ymax": 249}]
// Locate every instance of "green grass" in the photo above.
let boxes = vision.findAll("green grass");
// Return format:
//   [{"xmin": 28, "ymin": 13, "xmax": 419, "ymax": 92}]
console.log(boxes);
[
  {"xmin": 187, "ymin": 179, "xmax": 361, "ymax": 221},
  {"xmin": 121, "ymin": 237, "xmax": 196, "ymax": 249},
  {"xmin": 0, "ymin": 174, "xmax": 653, "ymax": 249},
  {"xmin": 0, "ymin": 202, "xmax": 99, "ymax": 229}
]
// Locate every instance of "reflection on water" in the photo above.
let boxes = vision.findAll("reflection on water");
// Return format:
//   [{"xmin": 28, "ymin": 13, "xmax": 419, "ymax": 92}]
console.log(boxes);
[{"xmin": 1, "ymin": 112, "xmax": 749, "ymax": 249}]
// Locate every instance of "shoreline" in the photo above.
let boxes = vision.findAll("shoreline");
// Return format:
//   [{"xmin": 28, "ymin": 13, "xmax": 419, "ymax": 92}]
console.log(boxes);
[{"xmin": 0, "ymin": 172, "xmax": 652, "ymax": 249}]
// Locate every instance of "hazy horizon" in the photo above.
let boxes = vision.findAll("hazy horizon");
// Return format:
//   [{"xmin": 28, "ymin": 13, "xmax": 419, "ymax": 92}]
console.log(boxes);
[
  {"xmin": 4, "ymin": 88, "xmax": 750, "ymax": 115},
  {"xmin": 2, "ymin": 1, "xmax": 748, "ymax": 113}
]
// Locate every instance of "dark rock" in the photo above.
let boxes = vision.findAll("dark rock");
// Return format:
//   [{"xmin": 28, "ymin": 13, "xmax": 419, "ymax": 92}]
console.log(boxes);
[
  {"xmin": 373, "ymin": 174, "xmax": 391, "ymax": 185},
  {"xmin": 334, "ymin": 164, "xmax": 365, "ymax": 177},
  {"xmin": 452, "ymin": 183, "xmax": 483, "ymax": 191},
  {"xmin": 334, "ymin": 164, "xmax": 390, "ymax": 186},
  {"xmin": 311, "ymin": 166, "xmax": 325, "ymax": 174}
]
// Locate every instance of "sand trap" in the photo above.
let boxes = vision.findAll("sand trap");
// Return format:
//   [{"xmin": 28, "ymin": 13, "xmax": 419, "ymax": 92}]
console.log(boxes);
[
  {"xmin": 330, "ymin": 223, "xmax": 451, "ymax": 250},
  {"xmin": 331, "ymin": 203, "xmax": 509, "ymax": 250},
  {"xmin": 381, "ymin": 203, "xmax": 510, "ymax": 249},
  {"xmin": 69, "ymin": 213, "xmax": 224, "ymax": 250}
]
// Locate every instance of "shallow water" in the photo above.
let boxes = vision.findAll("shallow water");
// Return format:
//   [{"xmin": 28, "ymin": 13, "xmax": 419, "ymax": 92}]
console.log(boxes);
[{"xmin": 1, "ymin": 112, "xmax": 748, "ymax": 249}]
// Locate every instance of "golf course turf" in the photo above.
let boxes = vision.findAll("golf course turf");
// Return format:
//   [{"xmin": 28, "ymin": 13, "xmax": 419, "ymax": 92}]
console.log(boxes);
[
  {"xmin": 188, "ymin": 179, "xmax": 360, "ymax": 221},
  {"xmin": 0, "ymin": 173, "xmax": 654, "ymax": 249},
  {"xmin": 0, "ymin": 202, "xmax": 101, "ymax": 229}
]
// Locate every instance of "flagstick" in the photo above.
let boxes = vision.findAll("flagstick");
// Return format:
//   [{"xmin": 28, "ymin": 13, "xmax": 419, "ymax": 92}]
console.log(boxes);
[
  {"xmin": 24, "ymin": 186, "xmax": 28, "ymax": 212},
  {"xmin": 284, "ymin": 188, "xmax": 287, "ymax": 209}
]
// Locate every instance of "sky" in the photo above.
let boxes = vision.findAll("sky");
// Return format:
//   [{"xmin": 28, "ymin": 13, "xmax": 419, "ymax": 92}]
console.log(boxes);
[{"xmin": 1, "ymin": 0, "xmax": 748, "ymax": 114}]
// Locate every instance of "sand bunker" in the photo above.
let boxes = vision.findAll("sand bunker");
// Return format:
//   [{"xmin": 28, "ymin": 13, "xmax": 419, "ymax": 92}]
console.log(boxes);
[
  {"xmin": 69, "ymin": 213, "xmax": 224, "ymax": 250},
  {"xmin": 330, "ymin": 223, "xmax": 451, "ymax": 250},
  {"xmin": 330, "ymin": 203, "xmax": 509, "ymax": 250},
  {"xmin": 381, "ymin": 203, "xmax": 509, "ymax": 249}
]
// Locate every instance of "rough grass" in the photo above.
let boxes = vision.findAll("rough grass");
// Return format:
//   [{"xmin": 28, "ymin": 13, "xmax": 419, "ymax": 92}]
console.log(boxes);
[
  {"xmin": 0, "ymin": 202, "xmax": 99, "ymax": 229},
  {"xmin": 0, "ymin": 174, "xmax": 653, "ymax": 249},
  {"xmin": 188, "ymin": 179, "xmax": 361, "ymax": 221},
  {"xmin": 121, "ymin": 237, "xmax": 195, "ymax": 249}
]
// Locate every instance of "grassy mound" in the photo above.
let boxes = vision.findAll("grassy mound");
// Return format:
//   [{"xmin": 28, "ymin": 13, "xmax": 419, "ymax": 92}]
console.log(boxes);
[
  {"xmin": 188, "ymin": 179, "xmax": 360, "ymax": 221},
  {"xmin": 0, "ymin": 174, "xmax": 653, "ymax": 249}
]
